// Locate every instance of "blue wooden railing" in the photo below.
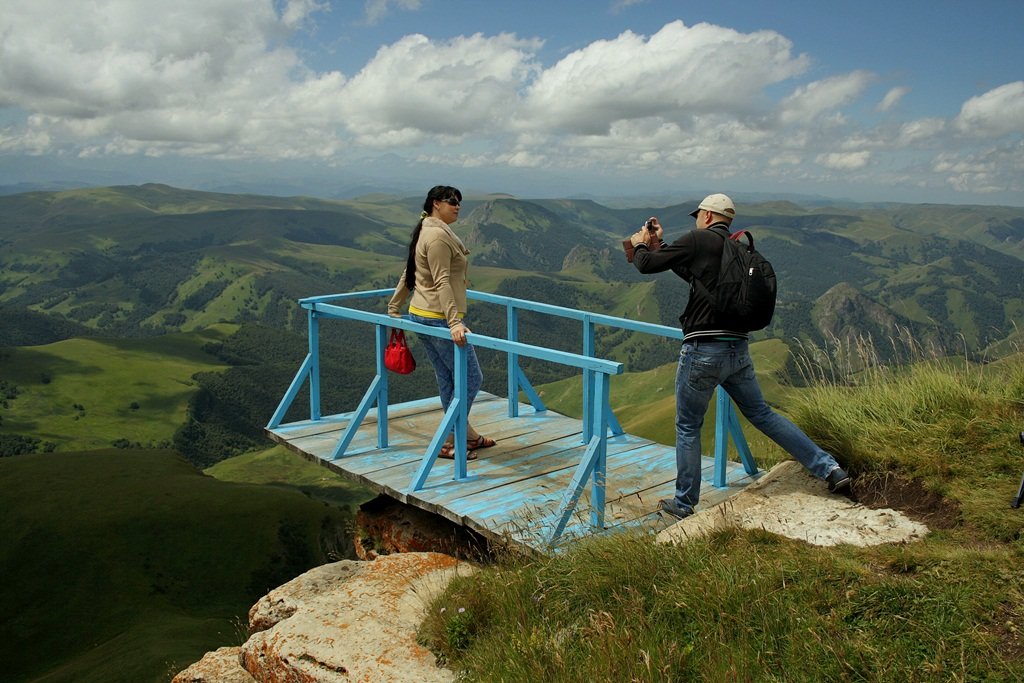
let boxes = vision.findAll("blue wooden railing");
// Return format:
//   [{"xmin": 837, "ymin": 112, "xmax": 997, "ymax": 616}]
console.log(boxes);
[{"xmin": 267, "ymin": 289, "xmax": 757, "ymax": 544}]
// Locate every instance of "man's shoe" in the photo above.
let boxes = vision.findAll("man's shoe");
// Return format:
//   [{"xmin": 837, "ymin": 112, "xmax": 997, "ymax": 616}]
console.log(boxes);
[
  {"xmin": 827, "ymin": 467, "xmax": 851, "ymax": 493},
  {"xmin": 659, "ymin": 498, "xmax": 694, "ymax": 520}
]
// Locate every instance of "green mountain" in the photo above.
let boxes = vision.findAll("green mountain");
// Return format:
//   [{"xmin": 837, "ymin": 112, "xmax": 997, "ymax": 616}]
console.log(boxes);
[
  {"xmin": 2, "ymin": 184, "xmax": 1022, "ymax": 357},
  {"xmin": 3, "ymin": 183, "xmax": 1024, "ymax": 464},
  {"xmin": 0, "ymin": 448, "xmax": 356, "ymax": 683}
]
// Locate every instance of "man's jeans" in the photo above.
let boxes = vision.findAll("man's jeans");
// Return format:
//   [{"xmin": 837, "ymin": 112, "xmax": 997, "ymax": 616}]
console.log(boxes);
[
  {"xmin": 409, "ymin": 314, "xmax": 483, "ymax": 414},
  {"xmin": 673, "ymin": 339, "xmax": 839, "ymax": 511}
]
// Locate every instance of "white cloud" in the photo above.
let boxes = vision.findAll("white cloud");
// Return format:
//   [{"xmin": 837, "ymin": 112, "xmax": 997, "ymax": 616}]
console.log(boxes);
[
  {"xmin": 816, "ymin": 151, "xmax": 871, "ymax": 170},
  {"xmin": 0, "ymin": 0, "xmax": 348, "ymax": 158},
  {"xmin": 897, "ymin": 118, "xmax": 946, "ymax": 146},
  {"xmin": 364, "ymin": 0, "xmax": 421, "ymax": 25},
  {"xmin": 934, "ymin": 140, "xmax": 1024, "ymax": 193},
  {"xmin": 519, "ymin": 21, "xmax": 808, "ymax": 135},
  {"xmin": 954, "ymin": 81, "xmax": 1024, "ymax": 138},
  {"xmin": 611, "ymin": 0, "xmax": 648, "ymax": 13},
  {"xmin": 779, "ymin": 71, "xmax": 873, "ymax": 125},
  {"xmin": 337, "ymin": 32, "xmax": 540, "ymax": 145},
  {"xmin": 0, "ymin": 2, "xmax": 1021, "ymax": 202},
  {"xmin": 281, "ymin": 0, "xmax": 328, "ymax": 28},
  {"xmin": 877, "ymin": 86, "xmax": 909, "ymax": 112}
]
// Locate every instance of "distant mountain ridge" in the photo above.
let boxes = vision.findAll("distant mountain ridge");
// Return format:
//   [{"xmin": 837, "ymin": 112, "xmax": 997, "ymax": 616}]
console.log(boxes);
[{"xmin": 1, "ymin": 183, "xmax": 1022, "ymax": 360}]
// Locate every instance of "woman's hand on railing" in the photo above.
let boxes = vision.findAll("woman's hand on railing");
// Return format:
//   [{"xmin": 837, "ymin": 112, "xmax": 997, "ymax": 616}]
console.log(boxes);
[{"xmin": 450, "ymin": 322, "xmax": 470, "ymax": 347}]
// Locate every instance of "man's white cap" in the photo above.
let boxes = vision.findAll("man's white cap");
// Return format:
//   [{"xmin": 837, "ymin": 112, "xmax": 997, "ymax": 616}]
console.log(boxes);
[{"xmin": 689, "ymin": 193, "xmax": 736, "ymax": 219}]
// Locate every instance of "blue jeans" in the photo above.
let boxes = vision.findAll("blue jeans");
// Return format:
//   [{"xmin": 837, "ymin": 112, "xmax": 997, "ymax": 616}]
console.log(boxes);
[
  {"xmin": 673, "ymin": 339, "xmax": 840, "ymax": 512},
  {"xmin": 409, "ymin": 314, "xmax": 483, "ymax": 415}
]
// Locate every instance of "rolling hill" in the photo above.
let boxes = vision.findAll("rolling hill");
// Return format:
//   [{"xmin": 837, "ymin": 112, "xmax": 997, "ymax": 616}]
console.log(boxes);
[
  {"xmin": 0, "ymin": 448, "xmax": 358, "ymax": 683},
  {"xmin": 2, "ymin": 182, "xmax": 1023, "ymax": 463}
]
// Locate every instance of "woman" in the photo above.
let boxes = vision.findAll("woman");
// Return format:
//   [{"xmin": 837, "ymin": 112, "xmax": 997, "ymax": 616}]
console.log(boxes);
[{"xmin": 388, "ymin": 185, "xmax": 496, "ymax": 459}]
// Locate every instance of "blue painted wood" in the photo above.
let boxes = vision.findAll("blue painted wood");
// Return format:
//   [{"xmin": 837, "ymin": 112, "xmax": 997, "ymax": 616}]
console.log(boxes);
[
  {"xmin": 582, "ymin": 315, "xmax": 595, "ymax": 444},
  {"xmin": 507, "ymin": 304, "xmax": 519, "ymax": 418},
  {"xmin": 589, "ymin": 371, "xmax": 609, "ymax": 530},
  {"xmin": 266, "ymin": 353, "xmax": 312, "ymax": 429},
  {"xmin": 331, "ymin": 374, "xmax": 383, "ymax": 459},
  {"xmin": 375, "ymin": 325, "xmax": 389, "ymax": 448},
  {"xmin": 496, "ymin": 386, "xmax": 614, "ymax": 542},
  {"xmin": 515, "ymin": 366, "xmax": 545, "ymax": 412},
  {"xmin": 307, "ymin": 302, "xmax": 623, "ymax": 375},
  {"xmin": 549, "ymin": 435, "xmax": 603, "ymax": 543},
  {"xmin": 468, "ymin": 290, "xmax": 684, "ymax": 340},
  {"xmin": 714, "ymin": 387, "xmax": 729, "ymax": 487},
  {"xmin": 727, "ymin": 403, "xmax": 758, "ymax": 476},
  {"xmin": 269, "ymin": 289, "xmax": 764, "ymax": 549},
  {"xmin": 266, "ymin": 393, "xmax": 764, "ymax": 553},
  {"xmin": 309, "ymin": 312, "xmax": 321, "ymax": 421},
  {"xmin": 299, "ymin": 288, "xmax": 394, "ymax": 305},
  {"xmin": 453, "ymin": 343, "xmax": 469, "ymax": 479},
  {"xmin": 410, "ymin": 397, "xmax": 462, "ymax": 491},
  {"xmin": 712, "ymin": 386, "xmax": 758, "ymax": 486},
  {"xmin": 604, "ymin": 394, "xmax": 624, "ymax": 436}
]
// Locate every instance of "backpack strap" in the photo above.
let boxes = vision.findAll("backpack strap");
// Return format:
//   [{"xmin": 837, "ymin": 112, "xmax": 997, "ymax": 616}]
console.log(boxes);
[{"xmin": 708, "ymin": 223, "xmax": 732, "ymax": 239}]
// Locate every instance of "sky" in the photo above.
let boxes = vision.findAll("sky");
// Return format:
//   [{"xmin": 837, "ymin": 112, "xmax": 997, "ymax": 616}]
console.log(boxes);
[{"xmin": 1, "ymin": 0, "xmax": 1023, "ymax": 205}]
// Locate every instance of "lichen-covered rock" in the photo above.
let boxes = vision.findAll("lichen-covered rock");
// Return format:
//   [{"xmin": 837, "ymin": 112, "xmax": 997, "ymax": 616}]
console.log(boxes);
[
  {"xmin": 657, "ymin": 460, "xmax": 929, "ymax": 547},
  {"xmin": 173, "ymin": 552, "xmax": 474, "ymax": 683},
  {"xmin": 171, "ymin": 647, "xmax": 254, "ymax": 683},
  {"xmin": 241, "ymin": 552, "xmax": 473, "ymax": 683}
]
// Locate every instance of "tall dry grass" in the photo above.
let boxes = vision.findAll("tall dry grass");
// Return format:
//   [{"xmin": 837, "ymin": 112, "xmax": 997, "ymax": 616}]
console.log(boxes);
[{"xmin": 418, "ymin": 335, "xmax": 1024, "ymax": 682}]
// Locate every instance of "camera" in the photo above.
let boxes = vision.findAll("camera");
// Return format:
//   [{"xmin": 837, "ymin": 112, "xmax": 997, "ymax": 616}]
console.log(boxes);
[{"xmin": 645, "ymin": 218, "xmax": 657, "ymax": 231}]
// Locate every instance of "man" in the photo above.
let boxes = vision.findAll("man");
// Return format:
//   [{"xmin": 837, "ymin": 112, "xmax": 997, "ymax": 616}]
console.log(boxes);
[{"xmin": 630, "ymin": 193, "xmax": 851, "ymax": 520}]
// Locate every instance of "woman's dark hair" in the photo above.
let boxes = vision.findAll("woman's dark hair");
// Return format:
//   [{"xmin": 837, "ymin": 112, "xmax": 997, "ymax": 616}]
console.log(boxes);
[{"xmin": 404, "ymin": 185, "xmax": 462, "ymax": 290}]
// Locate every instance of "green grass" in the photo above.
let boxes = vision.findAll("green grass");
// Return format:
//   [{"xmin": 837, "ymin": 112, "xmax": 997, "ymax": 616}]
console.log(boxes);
[
  {"xmin": 205, "ymin": 445, "xmax": 376, "ymax": 510},
  {"xmin": 0, "ymin": 327, "xmax": 233, "ymax": 450},
  {"xmin": 0, "ymin": 448, "xmax": 355, "ymax": 683},
  {"xmin": 420, "ymin": 352, "xmax": 1024, "ymax": 682}
]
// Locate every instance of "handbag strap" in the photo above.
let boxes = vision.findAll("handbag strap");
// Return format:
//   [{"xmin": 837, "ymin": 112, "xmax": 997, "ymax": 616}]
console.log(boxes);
[{"xmin": 389, "ymin": 328, "xmax": 405, "ymax": 345}]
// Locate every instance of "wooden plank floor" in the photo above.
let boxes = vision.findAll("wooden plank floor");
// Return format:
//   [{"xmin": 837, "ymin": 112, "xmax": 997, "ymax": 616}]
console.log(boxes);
[{"xmin": 266, "ymin": 392, "xmax": 763, "ymax": 552}]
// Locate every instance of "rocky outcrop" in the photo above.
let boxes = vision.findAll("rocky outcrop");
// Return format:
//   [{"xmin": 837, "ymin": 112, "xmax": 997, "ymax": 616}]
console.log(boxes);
[
  {"xmin": 657, "ymin": 461, "xmax": 929, "ymax": 547},
  {"xmin": 173, "ymin": 552, "xmax": 475, "ymax": 683},
  {"xmin": 354, "ymin": 494, "xmax": 488, "ymax": 560},
  {"xmin": 173, "ymin": 647, "xmax": 255, "ymax": 683}
]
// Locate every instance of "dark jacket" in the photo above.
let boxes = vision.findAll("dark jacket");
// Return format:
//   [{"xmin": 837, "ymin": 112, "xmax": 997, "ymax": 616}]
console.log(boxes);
[{"xmin": 633, "ymin": 223, "xmax": 747, "ymax": 340}]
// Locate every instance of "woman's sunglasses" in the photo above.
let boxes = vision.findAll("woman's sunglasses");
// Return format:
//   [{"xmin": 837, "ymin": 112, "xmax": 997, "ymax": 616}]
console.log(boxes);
[{"xmin": 440, "ymin": 198, "xmax": 461, "ymax": 207}]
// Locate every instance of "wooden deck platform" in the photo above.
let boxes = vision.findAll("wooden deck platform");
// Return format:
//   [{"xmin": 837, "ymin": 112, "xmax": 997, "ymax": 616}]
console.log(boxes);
[{"xmin": 266, "ymin": 392, "xmax": 763, "ymax": 552}]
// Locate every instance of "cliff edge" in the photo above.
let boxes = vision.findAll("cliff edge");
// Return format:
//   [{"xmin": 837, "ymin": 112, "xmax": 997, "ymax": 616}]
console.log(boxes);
[{"xmin": 173, "ymin": 552, "xmax": 474, "ymax": 683}]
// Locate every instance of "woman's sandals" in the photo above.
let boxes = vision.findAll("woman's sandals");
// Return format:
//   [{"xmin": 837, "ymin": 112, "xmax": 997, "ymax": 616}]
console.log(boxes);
[{"xmin": 438, "ymin": 435, "xmax": 496, "ymax": 459}]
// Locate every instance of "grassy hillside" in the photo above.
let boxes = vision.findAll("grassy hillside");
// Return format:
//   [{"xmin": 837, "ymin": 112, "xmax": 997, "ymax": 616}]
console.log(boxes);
[
  {"xmin": 205, "ymin": 445, "xmax": 375, "ymax": 510},
  {"xmin": 2, "ymin": 184, "xmax": 1023, "ymax": 360},
  {"xmin": 0, "ymin": 449, "xmax": 356, "ymax": 683},
  {"xmin": 0, "ymin": 326, "xmax": 233, "ymax": 453},
  {"xmin": 420, "ymin": 352, "xmax": 1024, "ymax": 682}
]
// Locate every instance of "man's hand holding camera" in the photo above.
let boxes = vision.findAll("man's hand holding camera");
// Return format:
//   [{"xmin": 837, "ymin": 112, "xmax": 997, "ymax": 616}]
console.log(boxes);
[{"xmin": 629, "ymin": 217, "xmax": 663, "ymax": 249}]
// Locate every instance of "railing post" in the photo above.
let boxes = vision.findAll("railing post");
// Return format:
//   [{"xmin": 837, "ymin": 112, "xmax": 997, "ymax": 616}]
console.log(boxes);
[
  {"xmin": 713, "ymin": 386, "xmax": 729, "ymax": 487},
  {"xmin": 453, "ymin": 342, "xmax": 470, "ymax": 479},
  {"xmin": 507, "ymin": 303, "xmax": 519, "ymax": 418},
  {"xmin": 375, "ymin": 324, "xmax": 389, "ymax": 448},
  {"xmin": 308, "ymin": 310, "xmax": 321, "ymax": 421},
  {"xmin": 590, "ymin": 371, "xmax": 609, "ymax": 529},
  {"xmin": 582, "ymin": 315, "xmax": 595, "ymax": 444}
]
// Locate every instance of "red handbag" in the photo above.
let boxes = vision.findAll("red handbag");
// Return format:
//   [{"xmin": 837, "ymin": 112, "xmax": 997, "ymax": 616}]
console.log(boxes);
[{"xmin": 384, "ymin": 328, "xmax": 416, "ymax": 374}]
